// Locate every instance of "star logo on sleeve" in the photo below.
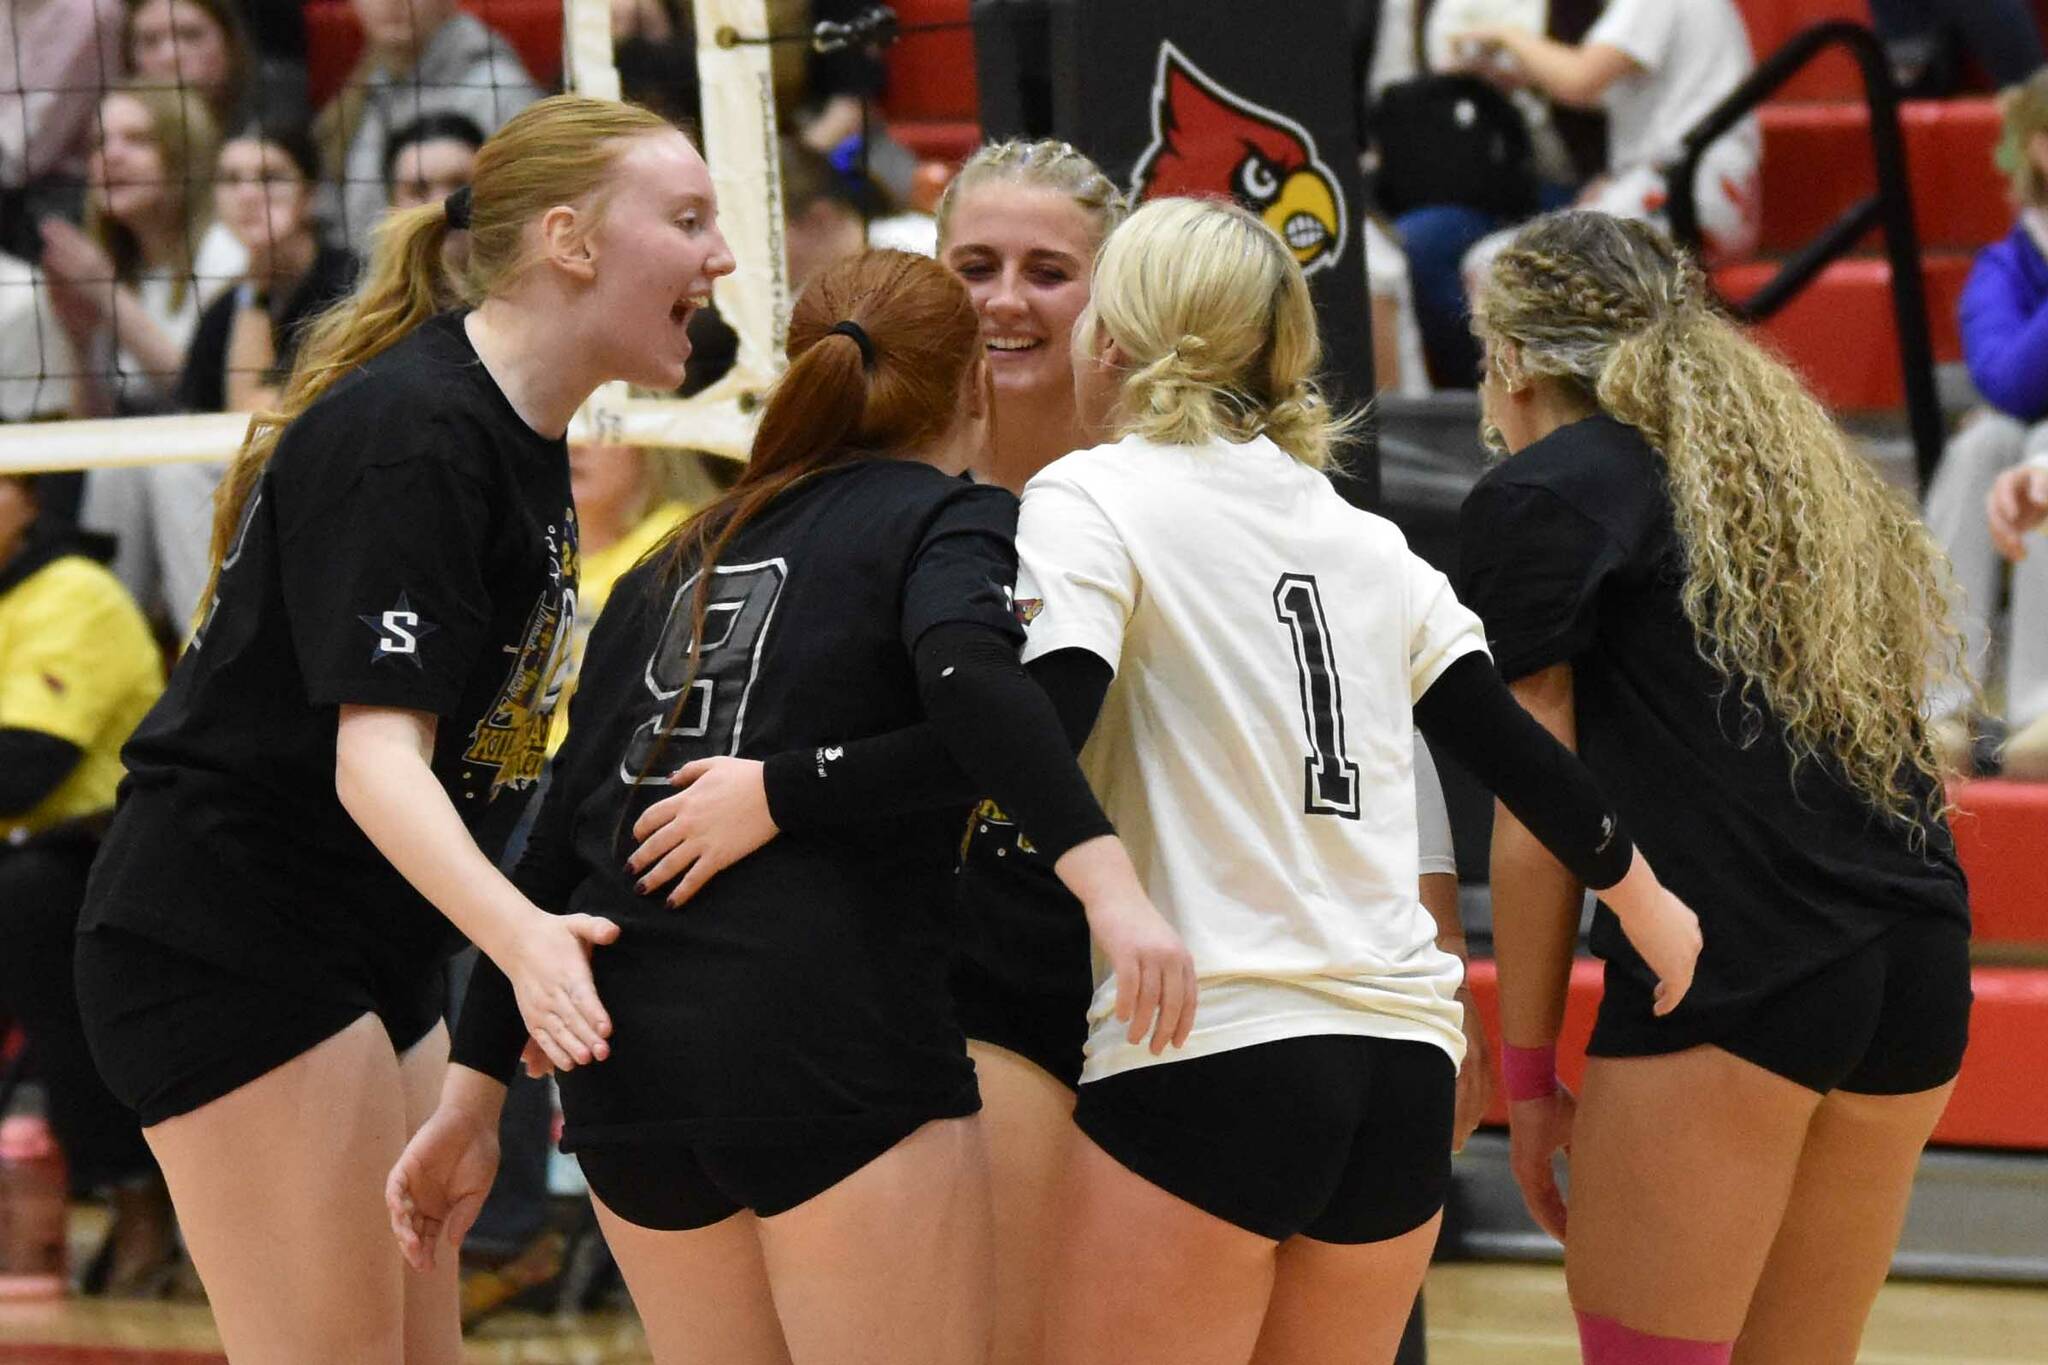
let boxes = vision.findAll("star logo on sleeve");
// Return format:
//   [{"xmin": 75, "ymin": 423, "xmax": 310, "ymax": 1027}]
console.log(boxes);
[{"xmin": 358, "ymin": 591, "xmax": 439, "ymax": 667}]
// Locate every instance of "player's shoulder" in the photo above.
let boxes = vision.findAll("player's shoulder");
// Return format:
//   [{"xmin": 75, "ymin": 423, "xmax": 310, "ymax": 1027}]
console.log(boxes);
[
  {"xmin": 828, "ymin": 457, "xmax": 1017, "ymax": 528},
  {"xmin": 284, "ymin": 312, "xmax": 500, "ymax": 463},
  {"xmin": 1029, "ymin": 432, "xmax": 1168, "ymax": 490},
  {"xmin": 1468, "ymin": 415, "xmax": 1663, "ymax": 538}
]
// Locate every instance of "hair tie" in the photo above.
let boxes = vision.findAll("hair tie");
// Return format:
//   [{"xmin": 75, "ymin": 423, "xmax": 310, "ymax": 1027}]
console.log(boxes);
[
  {"xmin": 443, "ymin": 184, "xmax": 473, "ymax": 231},
  {"xmin": 827, "ymin": 319, "xmax": 876, "ymax": 370}
]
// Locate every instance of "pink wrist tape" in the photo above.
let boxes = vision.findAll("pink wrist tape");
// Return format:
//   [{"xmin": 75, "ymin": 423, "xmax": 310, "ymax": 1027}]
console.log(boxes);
[{"xmin": 1500, "ymin": 1041, "xmax": 1559, "ymax": 1102}]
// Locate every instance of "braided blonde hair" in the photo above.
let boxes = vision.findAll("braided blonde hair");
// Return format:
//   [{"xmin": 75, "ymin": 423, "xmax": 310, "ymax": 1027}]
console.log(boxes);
[
  {"xmin": 934, "ymin": 138, "xmax": 1128, "ymax": 248},
  {"xmin": 1081, "ymin": 197, "xmax": 1358, "ymax": 469},
  {"xmin": 1474, "ymin": 212, "xmax": 1969, "ymax": 832}
]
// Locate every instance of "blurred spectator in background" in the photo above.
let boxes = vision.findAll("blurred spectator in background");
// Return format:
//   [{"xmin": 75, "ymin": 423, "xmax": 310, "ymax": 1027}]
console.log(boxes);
[
  {"xmin": 612, "ymin": 0, "xmax": 701, "ymax": 126},
  {"xmin": 179, "ymin": 122, "xmax": 357, "ymax": 415},
  {"xmin": 1871, "ymin": 0, "xmax": 2046, "ymax": 96},
  {"xmin": 121, "ymin": 0, "xmax": 305, "ymax": 136},
  {"xmin": 0, "ymin": 0, "xmax": 124, "ymax": 262},
  {"xmin": 1450, "ymin": 0, "xmax": 1759, "ymax": 341},
  {"xmin": 37, "ymin": 83, "xmax": 245, "ymax": 637},
  {"xmin": 552, "ymin": 444, "xmax": 722, "ymax": 754},
  {"xmin": 803, "ymin": 0, "xmax": 889, "ymax": 152},
  {"xmin": 1926, "ymin": 70, "xmax": 2048, "ymax": 777},
  {"xmin": 380, "ymin": 112, "xmax": 485, "ymax": 304},
  {"xmin": 783, "ymin": 137, "xmax": 875, "ymax": 284},
  {"xmin": 228, "ymin": 0, "xmax": 306, "ymax": 70},
  {"xmin": 0, "ymin": 470, "xmax": 174, "ymax": 1297},
  {"xmin": 680, "ymin": 137, "xmax": 877, "ymax": 396},
  {"xmin": 38, "ymin": 83, "xmax": 244, "ymax": 419},
  {"xmin": 382, "ymin": 110, "xmax": 487, "ymax": 213},
  {"xmin": 316, "ymin": 0, "xmax": 543, "ymax": 250},
  {"xmin": 1371, "ymin": 0, "xmax": 1607, "ymax": 388},
  {"xmin": 0, "ymin": 258, "xmax": 79, "ymax": 427},
  {"xmin": 804, "ymin": 0, "xmax": 920, "ymax": 206},
  {"xmin": 1423, "ymin": 0, "xmax": 1606, "ymax": 193}
]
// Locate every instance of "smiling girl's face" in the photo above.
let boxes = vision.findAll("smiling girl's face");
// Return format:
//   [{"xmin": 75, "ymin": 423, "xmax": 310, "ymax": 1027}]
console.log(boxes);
[{"xmin": 941, "ymin": 181, "xmax": 1099, "ymax": 404}]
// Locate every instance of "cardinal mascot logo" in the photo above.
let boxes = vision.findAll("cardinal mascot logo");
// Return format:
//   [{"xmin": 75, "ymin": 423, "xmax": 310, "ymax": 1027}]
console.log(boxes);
[{"xmin": 1130, "ymin": 41, "xmax": 1348, "ymax": 276}]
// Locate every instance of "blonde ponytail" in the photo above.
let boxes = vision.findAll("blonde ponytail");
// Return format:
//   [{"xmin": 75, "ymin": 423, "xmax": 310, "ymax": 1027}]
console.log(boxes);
[
  {"xmin": 198, "ymin": 94, "xmax": 681, "ymax": 623},
  {"xmin": 1085, "ymin": 197, "xmax": 1357, "ymax": 469}
]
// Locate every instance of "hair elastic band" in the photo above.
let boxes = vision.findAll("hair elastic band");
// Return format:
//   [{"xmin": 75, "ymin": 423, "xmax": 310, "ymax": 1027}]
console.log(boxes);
[
  {"xmin": 443, "ymin": 184, "xmax": 473, "ymax": 230},
  {"xmin": 827, "ymin": 319, "xmax": 876, "ymax": 369}
]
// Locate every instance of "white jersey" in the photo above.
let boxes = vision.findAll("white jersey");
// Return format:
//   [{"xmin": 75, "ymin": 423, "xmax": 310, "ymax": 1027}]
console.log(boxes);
[{"xmin": 1016, "ymin": 433, "xmax": 1486, "ymax": 1082}]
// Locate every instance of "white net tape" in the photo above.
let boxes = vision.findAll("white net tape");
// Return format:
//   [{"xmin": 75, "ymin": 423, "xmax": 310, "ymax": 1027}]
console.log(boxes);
[{"xmin": 0, "ymin": 0, "xmax": 786, "ymax": 475}]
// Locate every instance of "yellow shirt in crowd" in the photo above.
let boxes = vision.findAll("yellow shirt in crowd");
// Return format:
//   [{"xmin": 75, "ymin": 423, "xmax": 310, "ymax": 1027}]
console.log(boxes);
[
  {"xmin": 1, "ymin": 553, "xmax": 163, "ymax": 840},
  {"xmin": 547, "ymin": 501, "xmax": 691, "ymax": 757}
]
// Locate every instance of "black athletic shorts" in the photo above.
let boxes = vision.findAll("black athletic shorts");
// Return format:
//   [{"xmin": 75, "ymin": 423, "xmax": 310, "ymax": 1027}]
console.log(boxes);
[
  {"xmin": 951, "ymin": 844, "xmax": 1093, "ymax": 1090},
  {"xmin": 952, "ymin": 950, "xmax": 1088, "ymax": 1089},
  {"xmin": 574, "ymin": 1109, "xmax": 952, "ymax": 1232},
  {"xmin": 75, "ymin": 925, "xmax": 445, "ymax": 1127},
  {"xmin": 1590, "ymin": 912, "xmax": 1972, "ymax": 1095},
  {"xmin": 1073, "ymin": 1034, "xmax": 1457, "ymax": 1245}
]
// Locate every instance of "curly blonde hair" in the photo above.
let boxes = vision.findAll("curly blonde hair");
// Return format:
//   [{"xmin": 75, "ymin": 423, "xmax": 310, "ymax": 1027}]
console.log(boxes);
[{"xmin": 1474, "ymin": 212, "xmax": 1969, "ymax": 833}]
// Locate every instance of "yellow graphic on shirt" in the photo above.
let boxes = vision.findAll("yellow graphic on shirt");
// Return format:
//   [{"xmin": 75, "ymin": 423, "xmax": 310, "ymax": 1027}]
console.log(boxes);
[
  {"xmin": 465, "ymin": 513, "xmax": 579, "ymax": 797},
  {"xmin": 962, "ymin": 796, "xmax": 1039, "ymax": 861}
]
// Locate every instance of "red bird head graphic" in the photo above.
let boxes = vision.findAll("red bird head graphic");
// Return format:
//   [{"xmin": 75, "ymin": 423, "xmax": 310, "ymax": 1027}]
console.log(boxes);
[{"xmin": 1129, "ymin": 42, "xmax": 1348, "ymax": 275}]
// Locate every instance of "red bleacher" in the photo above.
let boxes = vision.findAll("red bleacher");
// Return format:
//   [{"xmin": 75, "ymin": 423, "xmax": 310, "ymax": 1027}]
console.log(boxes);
[
  {"xmin": 1714, "ymin": 254, "xmax": 1971, "ymax": 409},
  {"xmin": 879, "ymin": 0, "xmax": 981, "ymax": 162},
  {"xmin": 1754, "ymin": 100, "xmax": 2006, "ymax": 255},
  {"xmin": 1723, "ymin": 2, "xmax": 2027, "ymax": 409},
  {"xmin": 1952, "ymin": 780, "xmax": 2048, "ymax": 948}
]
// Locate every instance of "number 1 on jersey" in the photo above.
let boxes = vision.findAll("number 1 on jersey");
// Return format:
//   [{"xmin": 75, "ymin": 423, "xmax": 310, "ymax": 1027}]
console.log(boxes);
[{"xmin": 1274, "ymin": 573, "xmax": 1361, "ymax": 818}]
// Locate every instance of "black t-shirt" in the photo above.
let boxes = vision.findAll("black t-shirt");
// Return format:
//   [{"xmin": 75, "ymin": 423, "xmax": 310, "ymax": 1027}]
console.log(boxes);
[
  {"xmin": 174, "ymin": 244, "xmax": 360, "ymax": 414},
  {"xmin": 486, "ymin": 459, "xmax": 1022, "ymax": 1145},
  {"xmin": 84, "ymin": 311, "xmax": 578, "ymax": 985},
  {"xmin": 1457, "ymin": 414, "xmax": 1968, "ymax": 1030}
]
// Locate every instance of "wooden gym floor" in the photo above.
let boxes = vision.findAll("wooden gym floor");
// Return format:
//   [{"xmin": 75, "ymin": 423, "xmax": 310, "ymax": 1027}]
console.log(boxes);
[{"xmin": 3, "ymin": 1263, "xmax": 2045, "ymax": 1363}]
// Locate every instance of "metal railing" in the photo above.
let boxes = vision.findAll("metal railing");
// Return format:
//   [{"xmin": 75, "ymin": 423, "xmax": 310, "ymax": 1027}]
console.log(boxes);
[{"xmin": 1668, "ymin": 19, "xmax": 1942, "ymax": 488}]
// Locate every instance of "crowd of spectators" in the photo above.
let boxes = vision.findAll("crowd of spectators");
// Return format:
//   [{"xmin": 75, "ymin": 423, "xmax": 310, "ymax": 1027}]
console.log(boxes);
[
  {"xmin": 5, "ymin": 0, "xmax": 2048, "ymax": 1313},
  {"xmin": 0, "ymin": 0, "xmax": 888, "ymax": 1306}
]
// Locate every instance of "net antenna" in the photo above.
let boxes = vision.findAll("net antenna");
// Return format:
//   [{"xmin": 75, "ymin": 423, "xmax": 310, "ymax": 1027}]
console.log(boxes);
[{"xmin": 0, "ymin": 0, "xmax": 790, "ymax": 475}]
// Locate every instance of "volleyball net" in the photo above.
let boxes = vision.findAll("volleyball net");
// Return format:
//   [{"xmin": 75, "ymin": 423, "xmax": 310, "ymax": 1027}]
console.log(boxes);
[{"xmin": 0, "ymin": 0, "xmax": 791, "ymax": 477}]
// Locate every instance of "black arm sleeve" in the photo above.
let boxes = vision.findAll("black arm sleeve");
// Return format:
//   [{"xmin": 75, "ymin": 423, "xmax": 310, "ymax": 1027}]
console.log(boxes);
[
  {"xmin": 445, "ymin": 776, "xmax": 580, "ymax": 1083},
  {"xmin": 0, "ymin": 729, "xmax": 84, "ymax": 816},
  {"xmin": 1412, "ymin": 651, "xmax": 1633, "ymax": 890},
  {"xmin": 913, "ymin": 625, "xmax": 1113, "ymax": 860},
  {"xmin": 448, "ymin": 955, "xmax": 525, "ymax": 1084},
  {"xmin": 761, "ymin": 645, "xmax": 1110, "ymax": 831}
]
